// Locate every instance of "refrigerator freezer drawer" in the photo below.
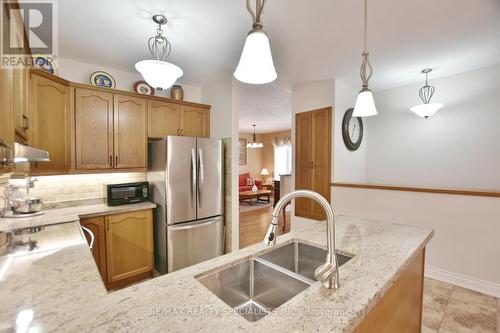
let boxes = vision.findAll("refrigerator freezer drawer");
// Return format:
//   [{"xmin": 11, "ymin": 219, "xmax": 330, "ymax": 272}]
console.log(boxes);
[{"xmin": 166, "ymin": 216, "xmax": 223, "ymax": 273}]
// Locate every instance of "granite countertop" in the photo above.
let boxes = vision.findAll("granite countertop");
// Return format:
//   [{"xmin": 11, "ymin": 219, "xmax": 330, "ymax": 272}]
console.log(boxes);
[
  {"xmin": 0, "ymin": 214, "xmax": 433, "ymax": 333},
  {"xmin": 0, "ymin": 201, "xmax": 157, "ymax": 232}
]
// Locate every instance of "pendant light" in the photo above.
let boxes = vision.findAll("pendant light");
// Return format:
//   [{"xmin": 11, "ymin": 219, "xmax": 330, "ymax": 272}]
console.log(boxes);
[
  {"xmin": 353, "ymin": 0, "xmax": 377, "ymax": 117},
  {"xmin": 234, "ymin": 0, "xmax": 277, "ymax": 84},
  {"xmin": 135, "ymin": 15, "xmax": 183, "ymax": 91},
  {"xmin": 410, "ymin": 69, "xmax": 443, "ymax": 119},
  {"xmin": 247, "ymin": 125, "xmax": 264, "ymax": 148}
]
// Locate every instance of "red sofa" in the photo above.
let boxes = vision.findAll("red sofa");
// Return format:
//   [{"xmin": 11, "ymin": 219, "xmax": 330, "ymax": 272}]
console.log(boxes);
[{"xmin": 239, "ymin": 173, "xmax": 263, "ymax": 192}]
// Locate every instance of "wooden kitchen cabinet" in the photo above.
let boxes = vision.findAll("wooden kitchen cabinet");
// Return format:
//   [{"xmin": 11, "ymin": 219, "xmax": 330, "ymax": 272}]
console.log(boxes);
[
  {"xmin": 113, "ymin": 94, "xmax": 147, "ymax": 168},
  {"xmin": 181, "ymin": 105, "xmax": 210, "ymax": 138},
  {"xmin": 294, "ymin": 107, "xmax": 332, "ymax": 220},
  {"xmin": 81, "ymin": 216, "xmax": 107, "ymax": 283},
  {"xmin": 105, "ymin": 209, "xmax": 153, "ymax": 289},
  {"xmin": 74, "ymin": 88, "xmax": 114, "ymax": 169},
  {"xmin": 30, "ymin": 71, "xmax": 72, "ymax": 174},
  {"xmin": 147, "ymin": 100, "xmax": 182, "ymax": 138}
]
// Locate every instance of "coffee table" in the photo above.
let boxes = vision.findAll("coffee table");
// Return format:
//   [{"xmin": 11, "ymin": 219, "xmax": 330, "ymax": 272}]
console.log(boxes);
[{"xmin": 239, "ymin": 190, "xmax": 272, "ymax": 205}]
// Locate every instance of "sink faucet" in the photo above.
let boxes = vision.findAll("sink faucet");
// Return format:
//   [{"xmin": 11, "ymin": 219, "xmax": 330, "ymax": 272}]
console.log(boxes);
[{"xmin": 263, "ymin": 190, "xmax": 340, "ymax": 289}]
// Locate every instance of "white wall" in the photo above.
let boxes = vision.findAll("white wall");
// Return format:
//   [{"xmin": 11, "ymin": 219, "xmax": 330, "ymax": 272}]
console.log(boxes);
[
  {"xmin": 332, "ymin": 186, "xmax": 500, "ymax": 297},
  {"xmin": 201, "ymin": 72, "xmax": 240, "ymax": 252},
  {"xmin": 333, "ymin": 80, "xmax": 368, "ymax": 183},
  {"xmin": 58, "ymin": 57, "xmax": 202, "ymax": 103},
  {"xmin": 366, "ymin": 65, "xmax": 500, "ymax": 190}
]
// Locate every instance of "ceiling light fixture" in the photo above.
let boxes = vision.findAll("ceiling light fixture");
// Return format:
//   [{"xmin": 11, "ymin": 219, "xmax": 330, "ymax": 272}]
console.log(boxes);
[
  {"xmin": 247, "ymin": 125, "xmax": 264, "ymax": 148},
  {"xmin": 353, "ymin": 0, "xmax": 377, "ymax": 117},
  {"xmin": 410, "ymin": 69, "xmax": 443, "ymax": 119},
  {"xmin": 135, "ymin": 15, "xmax": 183, "ymax": 91},
  {"xmin": 234, "ymin": 0, "xmax": 277, "ymax": 85}
]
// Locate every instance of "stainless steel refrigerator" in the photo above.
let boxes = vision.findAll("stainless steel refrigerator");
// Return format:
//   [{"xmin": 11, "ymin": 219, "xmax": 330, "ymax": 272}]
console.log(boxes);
[{"xmin": 147, "ymin": 136, "xmax": 224, "ymax": 274}]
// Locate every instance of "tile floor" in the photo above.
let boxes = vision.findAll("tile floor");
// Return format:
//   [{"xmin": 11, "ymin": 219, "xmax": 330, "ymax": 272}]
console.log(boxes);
[{"xmin": 423, "ymin": 278, "xmax": 499, "ymax": 332}]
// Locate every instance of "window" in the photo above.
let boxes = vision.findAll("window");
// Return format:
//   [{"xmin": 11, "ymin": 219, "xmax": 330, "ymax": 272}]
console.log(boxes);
[{"xmin": 274, "ymin": 144, "xmax": 292, "ymax": 180}]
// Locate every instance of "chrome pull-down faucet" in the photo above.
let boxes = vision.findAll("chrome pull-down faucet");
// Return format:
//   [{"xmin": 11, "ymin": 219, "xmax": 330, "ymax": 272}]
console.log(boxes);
[{"xmin": 263, "ymin": 190, "xmax": 340, "ymax": 289}]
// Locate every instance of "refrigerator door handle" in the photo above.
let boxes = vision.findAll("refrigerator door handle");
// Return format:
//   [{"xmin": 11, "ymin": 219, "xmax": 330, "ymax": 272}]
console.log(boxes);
[
  {"xmin": 197, "ymin": 148, "xmax": 204, "ymax": 207},
  {"xmin": 169, "ymin": 218, "xmax": 219, "ymax": 231},
  {"xmin": 191, "ymin": 148, "xmax": 197, "ymax": 209}
]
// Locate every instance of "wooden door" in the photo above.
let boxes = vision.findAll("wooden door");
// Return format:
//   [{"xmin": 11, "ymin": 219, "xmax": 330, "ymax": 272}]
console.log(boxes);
[
  {"xmin": 113, "ymin": 94, "xmax": 147, "ymax": 168},
  {"xmin": 74, "ymin": 88, "xmax": 114, "ymax": 169},
  {"xmin": 295, "ymin": 112, "xmax": 313, "ymax": 218},
  {"xmin": 105, "ymin": 210, "xmax": 153, "ymax": 284},
  {"xmin": 310, "ymin": 107, "xmax": 332, "ymax": 220},
  {"xmin": 81, "ymin": 216, "xmax": 107, "ymax": 283},
  {"xmin": 294, "ymin": 107, "xmax": 332, "ymax": 220},
  {"xmin": 147, "ymin": 100, "xmax": 182, "ymax": 138},
  {"xmin": 181, "ymin": 106, "xmax": 210, "ymax": 137},
  {"xmin": 30, "ymin": 73, "xmax": 71, "ymax": 173}
]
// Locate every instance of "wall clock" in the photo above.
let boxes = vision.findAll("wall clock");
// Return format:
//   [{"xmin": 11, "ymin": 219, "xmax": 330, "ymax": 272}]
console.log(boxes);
[{"xmin": 342, "ymin": 108, "xmax": 364, "ymax": 151}]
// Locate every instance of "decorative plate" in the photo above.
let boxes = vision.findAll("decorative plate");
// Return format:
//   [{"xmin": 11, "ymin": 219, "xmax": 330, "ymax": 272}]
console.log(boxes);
[
  {"xmin": 90, "ymin": 71, "xmax": 116, "ymax": 89},
  {"xmin": 31, "ymin": 53, "xmax": 57, "ymax": 75},
  {"xmin": 133, "ymin": 80, "xmax": 154, "ymax": 95}
]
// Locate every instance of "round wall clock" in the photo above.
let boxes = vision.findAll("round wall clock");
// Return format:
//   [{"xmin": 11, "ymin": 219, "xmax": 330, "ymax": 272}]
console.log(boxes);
[{"xmin": 342, "ymin": 108, "xmax": 364, "ymax": 151}]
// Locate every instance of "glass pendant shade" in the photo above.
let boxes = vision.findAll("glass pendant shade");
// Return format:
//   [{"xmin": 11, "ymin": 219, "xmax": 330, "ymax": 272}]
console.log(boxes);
[
  {"xmin": 234, "ymin": 31, "xmax": 277, "ymax": 84},
  {"xmin": 410, "ymin": 103, "xmax": 443, "ymax": 118},
  {"xmin": 135, "ymin": 60, "xmax": 183, "ymax": 91},
  {"xmin": 353, "ymin": 90, "xmax": 378, "ymax": 117}
]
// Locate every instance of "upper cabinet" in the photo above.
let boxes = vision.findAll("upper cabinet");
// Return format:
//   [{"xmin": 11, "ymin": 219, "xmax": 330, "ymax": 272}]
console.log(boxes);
[
  {"xmin": 113, "ymin": 94, "xmax": 147, "ymax": 168},
  {"xmin": 30, "ymin": 71, "xmax": 71, "ymax": 174},
  {"xmin": 75, "ymin": 88, "xmax": 114, "ymax": 169},
  {"xmin": 147, "ymin": 100, "xmax": 181, "ymax": 138},
  {"xmin": 181, "ymin": 105, "xmax": 210, "ymax": 138},
  {"xmin": 74, "ymin": 88, "xmax": 147, "ymax": 171},
  {"xmin": 147, "ymin": 101, "xmax": 210, "ymax": 138}
]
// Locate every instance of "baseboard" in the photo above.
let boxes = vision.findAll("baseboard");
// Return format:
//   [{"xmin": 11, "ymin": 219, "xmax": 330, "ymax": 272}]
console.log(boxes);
[{"xmin": 425, "ymin": 265, "xmax": 500, "ymax": 298}]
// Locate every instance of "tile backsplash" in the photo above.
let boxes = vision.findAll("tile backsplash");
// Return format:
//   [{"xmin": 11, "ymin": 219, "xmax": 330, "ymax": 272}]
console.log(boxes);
[{"xmin": 3, "ymin": 172, "xmax": 146, "ymax": 205}]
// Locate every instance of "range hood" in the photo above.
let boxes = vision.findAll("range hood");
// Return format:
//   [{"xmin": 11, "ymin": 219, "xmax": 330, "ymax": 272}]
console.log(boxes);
[{"xmin": 14, "ymin": 143, "xmax": 50, "ymax": 163}]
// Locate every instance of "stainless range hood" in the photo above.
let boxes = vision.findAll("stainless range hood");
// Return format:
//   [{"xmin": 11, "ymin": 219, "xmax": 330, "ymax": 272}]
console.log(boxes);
[{"xmin": 14, "ymin": 143, "xmax": 50, "ymax": 163}]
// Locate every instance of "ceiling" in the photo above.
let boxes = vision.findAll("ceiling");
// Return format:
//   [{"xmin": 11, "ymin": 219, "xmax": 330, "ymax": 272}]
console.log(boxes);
[
  {"xmin": 59, "ymin": 0, "xmax": 500, "ymax": 91},
  {"xmin": 238, "ymin": 83, "xmax": 291, "ymax": 133}
]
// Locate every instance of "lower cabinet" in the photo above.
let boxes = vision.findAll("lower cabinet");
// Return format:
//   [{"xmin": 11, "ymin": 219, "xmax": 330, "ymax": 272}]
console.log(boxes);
[{"xmin": 81, "ymin": 209, "xmax": 153, "ymax": 290}]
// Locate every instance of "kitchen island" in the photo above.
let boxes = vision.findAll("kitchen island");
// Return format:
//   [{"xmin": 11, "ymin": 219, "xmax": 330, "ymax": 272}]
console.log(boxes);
[{"xmin": 0, "ymin": 214, "xmax": 433, "ymax": 332}]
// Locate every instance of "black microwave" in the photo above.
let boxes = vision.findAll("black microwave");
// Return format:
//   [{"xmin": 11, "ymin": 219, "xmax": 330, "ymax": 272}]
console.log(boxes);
[{"xmin": 106, "ymin": 182, "xmax": 149, "ymax": 206}]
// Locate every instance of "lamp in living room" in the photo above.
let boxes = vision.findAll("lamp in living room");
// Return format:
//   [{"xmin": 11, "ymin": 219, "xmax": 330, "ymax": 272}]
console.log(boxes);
[{"xmin": 261, "ymin": 168, "xmax": 270, "ymax": 183}]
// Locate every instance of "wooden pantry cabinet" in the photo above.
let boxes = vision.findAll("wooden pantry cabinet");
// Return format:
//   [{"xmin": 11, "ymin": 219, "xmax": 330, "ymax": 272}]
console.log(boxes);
[
  {"xmin": 74, "ymin": 88, "xmax": 147, "ymax": 170},
  {"xmin": 295, "ymin": 107, "xmax": 332, "ymax": 220},
  {"xmin": 147, "ymin": 101, "xmax": 210, "ymax": 138},
  {"xmin": 80, "ymin": 209, "xmax": 153, "ymax": 290}
]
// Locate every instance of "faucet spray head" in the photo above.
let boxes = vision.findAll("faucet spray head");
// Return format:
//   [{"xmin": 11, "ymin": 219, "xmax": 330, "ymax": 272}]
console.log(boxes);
[{"xmin": 263, "ymin": 216, "xmax": 279, "ymax": 246}]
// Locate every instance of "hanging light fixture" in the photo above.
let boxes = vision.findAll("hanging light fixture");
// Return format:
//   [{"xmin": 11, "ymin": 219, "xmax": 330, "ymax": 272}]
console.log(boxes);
[
  {"xmin": 135, "ymin": 15, "xmax": 183, "ymax": 91},
  {"xmin": 234, "ymin": 0, "xmax": 277, "ymax": 84},
  {"xmin": 410, "ymin": 69, "xmax": 444, "ymax": 119},
  {"xmin": 353, "ymin": 0, "xmax": 377, "ymax": 117},
  {"xmin": 247, "ymin": 125, "xmax": 264, "ymax": 148}
]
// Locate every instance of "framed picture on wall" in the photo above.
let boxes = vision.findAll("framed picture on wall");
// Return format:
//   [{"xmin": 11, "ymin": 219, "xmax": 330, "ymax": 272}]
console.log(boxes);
[{"xmin": 239, "ymin": 138, "xmax": 247, "ymax": 165}]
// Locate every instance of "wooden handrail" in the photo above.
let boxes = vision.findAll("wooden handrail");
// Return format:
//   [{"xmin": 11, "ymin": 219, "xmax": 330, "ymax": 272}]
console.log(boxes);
[{"xmin": 331, "ymin": 182, "xmax": 500, "ymax": 198}]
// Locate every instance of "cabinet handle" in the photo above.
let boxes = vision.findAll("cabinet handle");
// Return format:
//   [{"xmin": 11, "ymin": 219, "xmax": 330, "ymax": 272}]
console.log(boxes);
[
  {"xmin": 109, "ymin": 155, "xmax": 113, "ymax": 167},
  {"xmin": 115, "ymin": 155, "xmax": 118, "ymax": 166},
  {"xmin": 181, "ymin": 129, "xmax": 184, "ymax": 136},
  {"xmin": 106, "ymin": 219, "xmax": 110, "ymax": 231},
  {"xmin": 176, "ymin": 129, "xmax": 180, "ymax": 136},
  {"xmin": 22, "ymin": 115, "xmax": 29, "ymax": 131}
]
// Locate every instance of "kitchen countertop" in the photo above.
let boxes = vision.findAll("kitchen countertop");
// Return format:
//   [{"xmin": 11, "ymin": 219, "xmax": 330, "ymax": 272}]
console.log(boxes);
[
  {"xmin": 0, "ymin": 214, "xmax": 433, "ymax": 333},
  {"xmin": 0, "ymin": 201, "xmax": 157, "ymax": 232}
]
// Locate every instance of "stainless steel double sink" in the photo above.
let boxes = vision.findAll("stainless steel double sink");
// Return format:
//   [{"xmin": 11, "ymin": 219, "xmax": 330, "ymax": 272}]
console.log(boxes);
[{"xmin": 196, "ymin": 241, "xmax": 353, "ymax": 322}]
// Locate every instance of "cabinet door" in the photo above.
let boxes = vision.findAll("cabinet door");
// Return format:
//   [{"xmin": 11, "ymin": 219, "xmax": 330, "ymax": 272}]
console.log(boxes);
[
  {"xmin": 0, "ymin": 67, "xmax": 14, "ymax": 157},
  {"xmin": 294, "ymin": 111, "xmax": 313, "ymax": 218},
  {"xmin": 81, "ymin": 216, "xmax": 107, "ymax": 283},
  {"xmin": 147, "ymin": 100, "xmax": 182, "ymax": 138},
  {"xmin": 113, "ymin": 94, "xmax": 147, "ymax": 168},
  {"xmin": 12, "ymin": 68, "xmax": 30, "ymax": 143},
  {"xmin": 310, "ymin": 108, "xmax": 331, "ymax": 220},
  {"xmin": 105, "ymin": 210, "xmax": 153, "ymax": 284},
  {"xmin": 75, "ymin": 88, "xmax": 114, "ymax": 169},
  {"xmin": 181, "ymin": 106, "xmax": 210, "ymax": 138},
  {"xmin": 30, "ymin": 73, "xmax": 71, "ymax": 173}
]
